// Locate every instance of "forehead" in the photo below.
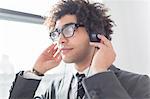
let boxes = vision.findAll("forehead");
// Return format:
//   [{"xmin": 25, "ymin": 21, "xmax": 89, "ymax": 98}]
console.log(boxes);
[{"xmin": 55, "ymin": 15, "xmax": 77, "ymax": 28}]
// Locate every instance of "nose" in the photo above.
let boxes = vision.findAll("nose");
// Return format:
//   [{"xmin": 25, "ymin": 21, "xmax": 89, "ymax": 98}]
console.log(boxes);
[{"xmin": 58, "ymin": 33, "xmax": 68, "ymax": 44}]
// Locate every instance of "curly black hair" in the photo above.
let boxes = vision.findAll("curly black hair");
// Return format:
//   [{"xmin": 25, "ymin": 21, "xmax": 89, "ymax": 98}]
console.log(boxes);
[{"xmin": 46, "ymin": 0, "xmax": 114, "ymax": 40}]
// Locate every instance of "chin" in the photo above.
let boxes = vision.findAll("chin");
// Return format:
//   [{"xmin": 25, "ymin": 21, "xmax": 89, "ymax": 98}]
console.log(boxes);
[
  {"xmin": 62, "ymin": 56, "xmax": 74, "ymax": 63},
  {"xmin": 62, "ymin": 59, "xmax": 73, "ymax": 63}
]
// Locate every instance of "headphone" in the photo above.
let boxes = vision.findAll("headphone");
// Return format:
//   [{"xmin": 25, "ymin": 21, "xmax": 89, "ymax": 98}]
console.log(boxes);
[{"xmin": 89, "ymin": 32, "xmax": 100, "ymax": 42}]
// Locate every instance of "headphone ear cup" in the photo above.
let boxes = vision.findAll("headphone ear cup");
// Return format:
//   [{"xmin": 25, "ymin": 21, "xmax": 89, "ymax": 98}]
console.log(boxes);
[{"xmin": 89, "ymin": 33, "xmax": 100, "ymax": 42}]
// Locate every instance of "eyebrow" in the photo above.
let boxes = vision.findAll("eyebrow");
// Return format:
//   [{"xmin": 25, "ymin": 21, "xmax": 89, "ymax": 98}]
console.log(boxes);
[{"xmin": 54, "ymin": 22, "xmax": 76, "ymax": 31}]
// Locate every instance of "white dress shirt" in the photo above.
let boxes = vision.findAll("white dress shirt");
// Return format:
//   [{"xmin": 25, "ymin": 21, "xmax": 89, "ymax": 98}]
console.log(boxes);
[
  {"xmin": 23, "ymin": 65, "xmax": 94, "ymax": 99},
  {"xmin": 69, "ymin": 66, "xmax": 93, "ymax": 99}
]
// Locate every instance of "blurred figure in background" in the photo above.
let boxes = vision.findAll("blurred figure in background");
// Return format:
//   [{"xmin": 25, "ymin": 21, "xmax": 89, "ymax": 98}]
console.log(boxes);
[
  {"xmin": 0, "ymin": 54, "xmax": 14, "ymax": 74},
  {"xmin": 0, "ymin": 54, "xmax": 15, "ymax": 98}
]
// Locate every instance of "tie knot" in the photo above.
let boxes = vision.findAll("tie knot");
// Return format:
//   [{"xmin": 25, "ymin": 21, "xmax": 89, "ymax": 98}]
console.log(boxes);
[{"xmin": 76, "ymin": 73, "xmax": 85, "ymax": 81}]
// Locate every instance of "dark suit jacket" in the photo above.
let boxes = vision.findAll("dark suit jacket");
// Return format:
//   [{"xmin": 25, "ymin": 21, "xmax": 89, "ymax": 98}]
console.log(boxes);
[{"xmin": 9, "ymin": 65, "xmax": 150, "ymax": 99}]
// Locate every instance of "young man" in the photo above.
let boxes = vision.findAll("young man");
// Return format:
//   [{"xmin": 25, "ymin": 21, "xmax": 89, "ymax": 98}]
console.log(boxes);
[{"xmin": 9, "ymin": 0, "xmax": 150, "ymax": 99}]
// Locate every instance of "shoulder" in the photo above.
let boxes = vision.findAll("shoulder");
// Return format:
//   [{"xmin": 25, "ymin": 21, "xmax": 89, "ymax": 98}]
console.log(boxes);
[
  {"xmin": 113, "ymin": 66, "xmax": 150, "ymax": 84},
  {"xmin": 112, "ymin": 65, "xmax": 150, "ymax": 96}
]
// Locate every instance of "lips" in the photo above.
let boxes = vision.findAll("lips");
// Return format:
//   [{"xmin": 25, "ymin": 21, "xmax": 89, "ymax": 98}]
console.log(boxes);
[{"xmin": 60, "ymin": 48, "xmax": 73, "ymax": 55}]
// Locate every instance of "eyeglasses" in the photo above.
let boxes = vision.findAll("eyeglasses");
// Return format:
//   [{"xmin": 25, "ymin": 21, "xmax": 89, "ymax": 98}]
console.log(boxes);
[{"xmin": 49, "ymin": 23, "xmax": 84, "ymax": 41}]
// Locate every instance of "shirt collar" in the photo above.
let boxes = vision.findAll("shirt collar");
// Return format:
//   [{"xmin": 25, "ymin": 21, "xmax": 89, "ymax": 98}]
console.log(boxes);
[
  {"xmin": 71, "ymin": 65, "xmax": 114, "ymax": 78},
  {"xmin": 72, "ymin": 66, "xmax": 93, "ymax": 78}
]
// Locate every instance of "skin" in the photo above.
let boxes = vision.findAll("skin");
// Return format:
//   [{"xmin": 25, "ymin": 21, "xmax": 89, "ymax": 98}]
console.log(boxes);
[{"xmin": 33, "ymin": 14, "xmax": 116, "ymax": 74}]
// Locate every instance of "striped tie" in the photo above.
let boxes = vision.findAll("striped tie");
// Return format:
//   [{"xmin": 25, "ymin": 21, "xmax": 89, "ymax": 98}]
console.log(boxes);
[{"xmin": 76, "ymin": 73, "xmax": 85, "ymax": 99}]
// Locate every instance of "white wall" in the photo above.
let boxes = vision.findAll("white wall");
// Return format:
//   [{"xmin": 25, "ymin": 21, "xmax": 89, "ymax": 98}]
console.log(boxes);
[{"xmin": 103, "ymin": 0, "xmax": 150, "ymax": 75}]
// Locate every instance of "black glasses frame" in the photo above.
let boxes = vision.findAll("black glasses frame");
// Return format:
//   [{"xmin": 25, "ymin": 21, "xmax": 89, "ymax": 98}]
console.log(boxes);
[{"xmin": 49, "ymin": 23, "xmax": 84, "ymax": 41}]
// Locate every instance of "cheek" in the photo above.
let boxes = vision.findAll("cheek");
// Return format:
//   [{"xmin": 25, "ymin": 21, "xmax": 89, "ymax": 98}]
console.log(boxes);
[
  {"xmin": 72, "ymin": 29, "xmax": 90, "ymax": 45},
  {"xmin": 71, "ymin": 35, "xmax": 90, "ymax": 54},
  {"xmin": 68, "ymin": 29, "xmax": 90, "ymax": 52},
  {"xmin": 71, "ymin": 36, "xmax": 89, "ymax": 49}
]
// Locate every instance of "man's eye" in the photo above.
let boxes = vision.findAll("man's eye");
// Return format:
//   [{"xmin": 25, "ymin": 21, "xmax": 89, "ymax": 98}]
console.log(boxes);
[
  {"xmin": 52, "ymin": 33, "xmax": 56, "ymax": 36},
  {"xmin": 64, "ymin": 26, "xmax": 74, "ymax": 33},
  {"xmin": 51, "ymin": 32, "xmax": 58, "ymax": 37}
]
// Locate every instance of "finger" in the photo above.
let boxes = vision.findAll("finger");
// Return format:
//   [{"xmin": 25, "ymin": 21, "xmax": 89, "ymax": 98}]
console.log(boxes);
[
  {"xmin": 46, "ymin": 44, "xmax": 57, "ymax": 55},
  {"xmin": 52, "ymin": 47, "xmax": 58, "ymax": 54},
  {"xmin": 53, "ymin": 48, "xmax": 60, "ymax": 57},
  {"xmin": 42, "ymin": 44, "xmax": 57, "ymax": 57},
  {"xmin": 98, "ymin": 35, "xmax": 113, "ymax": 48},
  {"xmin": 54, "ymin": 51, "xmax": 62, "ymax": 62},
  {"xmin": 46, "ymin": 44, "xmax": 57, "ymax": 53}
]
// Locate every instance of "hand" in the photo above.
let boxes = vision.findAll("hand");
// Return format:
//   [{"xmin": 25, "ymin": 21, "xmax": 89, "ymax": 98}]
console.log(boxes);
[
  {"xmin": 90, "ymin": 35, "xmax": 116, "ymax": 74},
  {"xmin": 33, "ymin": 44, "xmax": 62, "ymax": 74}
]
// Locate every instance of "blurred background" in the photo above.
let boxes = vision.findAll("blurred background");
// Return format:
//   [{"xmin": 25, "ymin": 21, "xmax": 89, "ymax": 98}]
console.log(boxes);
[{"xmin": 0, "ymin": 0, "xmax": 150, "ymax": 98}]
